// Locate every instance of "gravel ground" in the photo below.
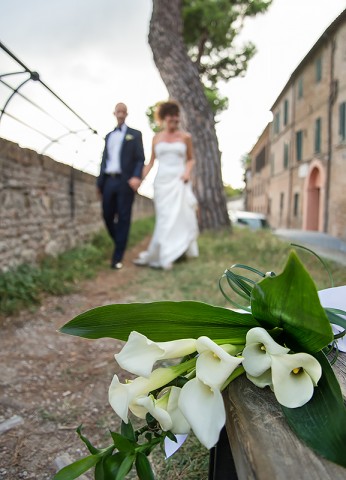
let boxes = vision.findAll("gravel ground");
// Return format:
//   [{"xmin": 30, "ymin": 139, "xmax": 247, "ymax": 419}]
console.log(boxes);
[{"xmin": 0, "ymin": 241, "xmax": 148, "ymax": 480}]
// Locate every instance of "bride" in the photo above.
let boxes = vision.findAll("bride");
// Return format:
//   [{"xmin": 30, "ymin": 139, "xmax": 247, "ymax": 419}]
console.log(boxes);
[{"xmin": 134, "ymin": 100, "xmax": 199, "ymax": 270}]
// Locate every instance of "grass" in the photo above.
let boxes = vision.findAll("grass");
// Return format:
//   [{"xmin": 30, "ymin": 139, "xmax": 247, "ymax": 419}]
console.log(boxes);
[
  {"xmin": 124, "ymin": 227, "xmax": 345, "ymax": 307},
  {"xmin": 0, "ymin": 217, "xmax": 155, "ymax": 315}
]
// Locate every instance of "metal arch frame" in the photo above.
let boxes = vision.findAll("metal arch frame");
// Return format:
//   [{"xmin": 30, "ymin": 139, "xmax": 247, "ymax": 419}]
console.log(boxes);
[
  {"xmin": 0, "ymin": 72, "xmax": 35, "ymax": 124},
  {"xmin": 0, "ymin": 40, "xmax": 98, "ymax": 139},
  {"xmin": 40, "ymin": 128, "xmax": 92, "ymax": 155}
]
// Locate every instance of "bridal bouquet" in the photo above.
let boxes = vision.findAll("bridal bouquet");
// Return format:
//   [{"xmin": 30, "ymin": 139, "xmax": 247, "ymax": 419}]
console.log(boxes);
[{"xmin": 54, "ymin": 250, "xmax": 346, "ymax": 480}]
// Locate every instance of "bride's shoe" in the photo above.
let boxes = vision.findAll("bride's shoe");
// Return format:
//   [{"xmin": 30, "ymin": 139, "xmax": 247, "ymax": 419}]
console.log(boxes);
[
  {"xmin": 162, "ymin": 262, "xmax": 173, "ymax": 271},
  {"xmin": 133, "ymin": 257, "xmax": 147, "ymax": 266}
]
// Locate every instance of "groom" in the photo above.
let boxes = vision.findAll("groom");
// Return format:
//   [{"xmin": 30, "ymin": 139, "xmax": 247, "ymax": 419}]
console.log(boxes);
[{"xmin": 97, "ymin": 102, "xmax": 145, "ymax": 269}]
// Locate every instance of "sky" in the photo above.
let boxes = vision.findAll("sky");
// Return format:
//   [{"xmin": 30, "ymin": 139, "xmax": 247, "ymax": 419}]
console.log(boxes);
[{"xmin": 1, "ymin": 0, "xmax": 345, "ymax": 195}]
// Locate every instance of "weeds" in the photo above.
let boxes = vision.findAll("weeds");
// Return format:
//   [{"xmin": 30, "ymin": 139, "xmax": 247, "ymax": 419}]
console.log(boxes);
[{"xmin": 0, "ymin": 217, "xmax": 154, "ymax": 315}]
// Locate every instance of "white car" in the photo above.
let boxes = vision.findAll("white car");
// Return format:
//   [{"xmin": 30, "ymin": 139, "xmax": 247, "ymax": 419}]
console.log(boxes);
[{"xmin": 229, "ymin": 210, "xmax": 270, "ymax": 230}]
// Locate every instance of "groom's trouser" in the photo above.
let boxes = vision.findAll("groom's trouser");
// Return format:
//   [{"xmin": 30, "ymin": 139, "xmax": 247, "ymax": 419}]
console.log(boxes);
[{"xmin": 102, "ymin": 175, "xmax": 135, "ymax": 264}]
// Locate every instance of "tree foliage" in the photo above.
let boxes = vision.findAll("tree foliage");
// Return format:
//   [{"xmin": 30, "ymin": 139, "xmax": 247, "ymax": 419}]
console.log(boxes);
[{"xmin": 182, "ymin": 0, "xmax": 272, "ymax": 116}]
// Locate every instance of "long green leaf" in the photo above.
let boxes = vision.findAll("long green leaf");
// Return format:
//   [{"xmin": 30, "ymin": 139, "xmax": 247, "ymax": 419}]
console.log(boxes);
[
  {"xmin": 251, "ymin": 251, "xmax": 333, "ymax": 353},
  {"xmin": 76, "ymin": 425, "xmax": 100, "ymax": 454},
  {"xmin": 110, "ymin": 432, "xmax": 136, "ymax": 452},
  {"xmin": 53, "ymin": 454, "xmax": 100, "ymax": 480},
  {"xmin": 115, "ymin": 454, "xmax": 135, "ymax": 480},
  {"xmin": 282, "ymin": 351, "xmax": 346, "ymax": 467},
  {"xmin": 60, "ymin": 301, "xmax": 260, "ymax": 343},
  {"xmin": 135, "ymin": 452, "xmax": 155, "ymax": 480},
  {"xmin": 325, "ymin": 309, "xmax": 346, "ymax": 330},
  {"xmin": 121, "ymin": 420, "xmax": 136, "ymax": 442},
  {"xmin": 100, "ymin": 452, "xmax": 127, "ymax": 480}
]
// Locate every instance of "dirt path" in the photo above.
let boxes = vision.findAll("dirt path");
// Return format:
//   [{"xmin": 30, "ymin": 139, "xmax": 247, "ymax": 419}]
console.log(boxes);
[{"xmin": 0, "ymin": 239, "xmax": 150, "ymax": 480}]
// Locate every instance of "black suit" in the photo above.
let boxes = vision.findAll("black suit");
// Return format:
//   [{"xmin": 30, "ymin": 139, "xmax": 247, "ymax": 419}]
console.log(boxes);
[{"xmin": 97, "ymin": 126, "xmax": 145, "ymax": 265}]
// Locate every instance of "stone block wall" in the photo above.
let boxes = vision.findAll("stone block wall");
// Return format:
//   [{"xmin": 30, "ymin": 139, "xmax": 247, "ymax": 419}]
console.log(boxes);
[{"xmin": 0, "ymin": 138, "xmax": 153, "ymax": 272}]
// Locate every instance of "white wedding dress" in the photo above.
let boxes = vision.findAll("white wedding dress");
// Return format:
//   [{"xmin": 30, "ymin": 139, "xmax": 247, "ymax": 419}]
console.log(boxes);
[{"xmin": 137, "ymin": 141, "xmax": 199, "ymax": 269}]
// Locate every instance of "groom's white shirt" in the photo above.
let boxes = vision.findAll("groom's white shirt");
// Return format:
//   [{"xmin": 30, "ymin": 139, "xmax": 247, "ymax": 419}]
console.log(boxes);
[{"xmin": 104, "ymin": 124, "xmax": 127, "ymax": 174}]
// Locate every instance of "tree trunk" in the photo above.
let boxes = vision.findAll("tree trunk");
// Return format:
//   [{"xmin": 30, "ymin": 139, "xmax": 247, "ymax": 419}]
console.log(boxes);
[{"xmin": 148, "ymin": 0, "xmax": 230, "ymax": 230}]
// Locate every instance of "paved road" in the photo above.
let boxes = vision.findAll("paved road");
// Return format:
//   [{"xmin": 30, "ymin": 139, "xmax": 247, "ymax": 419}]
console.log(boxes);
[{"xmin": 274, "ymin": 229, "xmax": 346, "ymax": 266}]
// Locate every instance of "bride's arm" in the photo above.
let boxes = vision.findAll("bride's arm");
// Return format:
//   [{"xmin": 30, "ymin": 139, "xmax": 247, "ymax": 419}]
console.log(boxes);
[
  {"xmin": 182, "ymin": 134, "xmax": 195, "ymax": 183},
  {"xmin": 142, "ymin": 138, "xmax": 156, "ymax": 179}
]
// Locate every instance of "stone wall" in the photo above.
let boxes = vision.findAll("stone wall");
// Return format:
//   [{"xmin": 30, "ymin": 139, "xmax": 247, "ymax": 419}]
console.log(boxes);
[{"xmin": 0, "ymin": 138, "xmax": 153, "ymax": 272}]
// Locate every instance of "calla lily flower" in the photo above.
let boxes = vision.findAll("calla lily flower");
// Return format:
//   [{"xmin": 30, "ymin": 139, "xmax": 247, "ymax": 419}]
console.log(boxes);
[
  {"xmin": 109, "ymin": 363, "xmax": 194, "ymax": 423},
  {"xmin": 156, "ymin": 386, "xmax": 191, "ymax": 434},
  {"xmin": 271, "ymin": 352, "xmax": 322, "ymax": 408},
  {"xmin": 242, "ymin": 327, "xmax": 289, "ymax": 377},
  {"xmin": 135, "ymin": 395, "xmax": 173, "ymax": 431},
  {"xmin": 178, "ymin": 378, "xmax": 226, "ymax": 449},
  {"xmin": 132, "ymin": 387, "xmax": 191, "ymax": 435},
  {"xmin": 195, "ymin": 336, "xmax": 243, "ymax": 389},
  {"xmin": 115, "ymin": 331, "xmax": 197, "ymax": 377},
  {"xmin": 246, "ymin": 369, "xmax": 272, "ymax": 388}
]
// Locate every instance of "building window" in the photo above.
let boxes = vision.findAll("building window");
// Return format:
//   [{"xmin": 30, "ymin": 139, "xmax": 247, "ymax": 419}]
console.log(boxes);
[
  {"xmin": 296, "ymin": 130, "xmax": 303, "ymax": 161},
  {"xmin": 314, "ymin": 118, "xmax": 321, "ymax": 153},
  {"xmin": 315, "ymin": 57, "xmax": 322, "ymax": 83},
  {"xmin": 293, "ymin": 193, "xmax": 299, "ymax": 217},
  {"xmin": 280, "ymin": 192, "xmax": 284, "ymax": 219},
  {"xmin": 255, "ymin": 146, "xmax": 266, "ymax": 172},
  {"xmin": 270, "ymin": 154, "xmax": 275, "ymax": 176},
  {"xmin": 297, "ymin": 77, "xmax": 303, "ymax": 99},
  {"xmin": 339, "ymin": 102, "xmax": 346, "ymax": 141},
  {"xmin": 274, "ymin": 112, "xmax": 280, "ymax": 134},
  {"xmin": 284, "ymin": 99, "xmax": 289, "ymax": 126},
  {"xmin": 283, "ymin": 142, "xmax": 289, "ymax": 169}
]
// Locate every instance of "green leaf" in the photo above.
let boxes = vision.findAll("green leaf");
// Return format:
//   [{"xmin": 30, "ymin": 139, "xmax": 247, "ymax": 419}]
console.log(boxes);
[
  {"xmin": 76, "ymin": 425, "xmax": 100, "ymax": 454},
  {"xmin": 135, "ymin": 452, "xmax": 155, "ymax": 480},
  {"xmin": 60, "ymin": 301, "xmax": 259, "ymax": 343},
  {"xmin": 282, "ymin": 351, "xmax": 346, "ymax": 467},
  {"xmin": 115, "ymin": 454, "xmax": 135, "ymax": 480},
  {"xmin": 110, "ymin": 431, "xmax": 136, "ymax": 452},
  {"xmin": 121, "ymin": 420, "xmax": 136, "ymax": 442},
  {"xmin": 251, "ymin": 251, "xmax": 333, "ymax": 353},
  {"xmin": 53, "ymin": 454, "xmax": 100, "ymax": 480},
  {"xmin": 325, "ymin": 309, "xmax": 346, "ymax": 330},
  {"xmin": 100, "ymin": 452, "xmax": 127, "ymax": 480},
  {"xmin": 94, "ymin": 448, "xmax": 115, "ymax": 480},
  {"xmin": 165, "ymin": 431, "xmax": 177, "ymax": 443}
]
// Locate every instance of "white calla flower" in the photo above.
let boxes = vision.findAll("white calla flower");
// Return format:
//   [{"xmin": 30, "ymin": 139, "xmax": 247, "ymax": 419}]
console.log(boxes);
[
  {"xmin": 242, "ymin": 327, "xmax": 289, "ymax": 377},
  {"xmin": 135, "ymin": 395, "xmax": 173, "ymax": 431},
  {"xmin": 133, "ymin": 386, "xmax": 191, "ymax": 434},
  {"xmin": 246, "ymin": 369, "xmax": 272, "ymax": 388},
  {"xmin": 109, "ymin": 365, "xmax": 190, "ymax": 423},
  {"xmin": 115, "ymin": 331, "xmax": 197, "ymax": 377},
  {"xmin": 271, "ymin": 353, "xmax": 322, "ymax": 408},
  {"xmin": 196, "ymin": 336, "xmax": 243, "ymax": 389},
  {"xmin": 160, "ymin": 386, "xmax": 191, "ymax": 434},
  {"xmin": 178, "ymin": 378, "xmax": 226, "ymax": 449}
]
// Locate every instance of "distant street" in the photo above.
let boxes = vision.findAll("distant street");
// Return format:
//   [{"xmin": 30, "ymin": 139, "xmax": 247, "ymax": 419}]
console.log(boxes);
[{"xmin": 274, "ymin": 229, "xmax": 346, "ymax": 267}]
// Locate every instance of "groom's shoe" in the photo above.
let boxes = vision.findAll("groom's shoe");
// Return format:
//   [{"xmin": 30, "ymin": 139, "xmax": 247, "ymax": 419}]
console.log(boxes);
[{"xmin": 111, "ymin": 262, "xmax": 123, "ymax": 270}]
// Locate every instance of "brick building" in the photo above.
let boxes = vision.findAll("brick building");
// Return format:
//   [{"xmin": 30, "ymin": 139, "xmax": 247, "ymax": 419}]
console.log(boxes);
[{"xmin": 246, "ymin": 9, "xmax": 346, "ymax": 240}]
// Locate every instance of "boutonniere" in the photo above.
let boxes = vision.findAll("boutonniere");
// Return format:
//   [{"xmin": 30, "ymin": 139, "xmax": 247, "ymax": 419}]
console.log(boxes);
[{"xmin": 125, "ymin": 134, "xmax": 134, "ymax": 141}]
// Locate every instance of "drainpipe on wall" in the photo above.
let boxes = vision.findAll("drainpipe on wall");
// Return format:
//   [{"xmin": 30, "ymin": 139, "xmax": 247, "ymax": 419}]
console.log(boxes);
[
  {"xmin": 324, "ymin": 37, "xmax": 337, "ymax": 233},
  {"xmin": 288, "ymin": 82, "xmax": 296, "ymax": 228},
  {"xmin": 69, "ymin": 166, "xmax": 75, "ymax": 219}
]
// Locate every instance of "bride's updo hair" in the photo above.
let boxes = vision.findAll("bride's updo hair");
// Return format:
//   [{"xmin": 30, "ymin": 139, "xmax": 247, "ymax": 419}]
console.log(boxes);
[{"xmin": 155, "ymin": 100, "xmax": 180, "ymax": 123}]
